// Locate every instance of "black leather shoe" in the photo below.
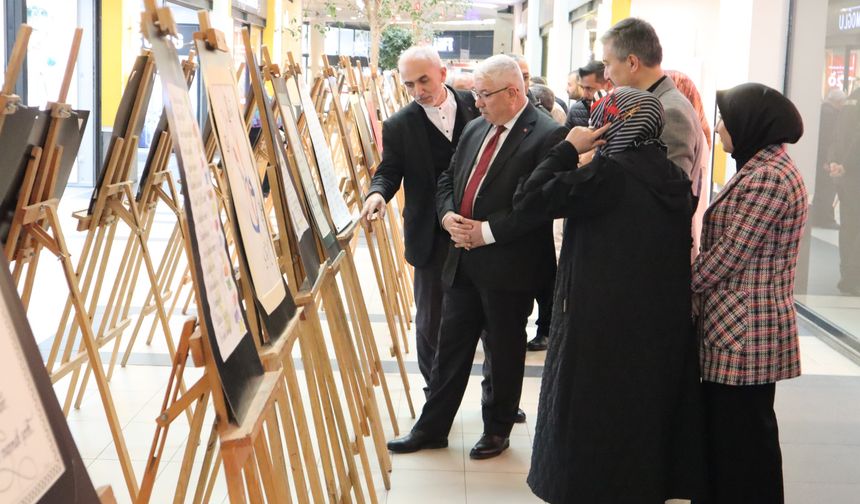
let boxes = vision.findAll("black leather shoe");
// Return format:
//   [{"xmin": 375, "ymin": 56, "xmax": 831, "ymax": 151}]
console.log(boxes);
[
  {"xmin": 387, "ymin": 430, "xmax": 448, "ymax": 454},
  {"xmin": 527, "ymin": 333, "xmax": 548, "ymax": 351},
  {"xmin": 515, "ymin": 408, "xmax": 526, "ymax": 424},
  {"xmin": 469, "ymin": 434, "xmax": 510, "ymax": 460}
]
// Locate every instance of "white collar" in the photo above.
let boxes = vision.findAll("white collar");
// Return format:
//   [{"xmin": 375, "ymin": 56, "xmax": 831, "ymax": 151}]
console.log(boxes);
[{"xmin": 419, "ymin": 86, "xmax": 455, "ymax": 110}]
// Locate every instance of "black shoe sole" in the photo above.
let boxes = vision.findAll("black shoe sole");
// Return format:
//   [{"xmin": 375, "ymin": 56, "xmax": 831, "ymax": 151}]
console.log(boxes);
[
  {"xmin": 387, "ymin": 439, "xmax": 448, "ymax": 454},
  {"xmin": 526, "ymin": 344, "xmax": 548, "ymax": 351}
]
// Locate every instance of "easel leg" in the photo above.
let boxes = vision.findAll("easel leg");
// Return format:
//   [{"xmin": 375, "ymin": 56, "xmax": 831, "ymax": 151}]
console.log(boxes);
[{"xmin": 45, "ymin": 206, "xmax": 139, "ymax": 500}]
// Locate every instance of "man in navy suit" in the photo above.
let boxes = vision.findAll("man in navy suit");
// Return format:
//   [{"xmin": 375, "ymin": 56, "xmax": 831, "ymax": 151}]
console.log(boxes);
[{"xmin": 387, "ymin": 55, "xmax": 566, "ymax": 459}]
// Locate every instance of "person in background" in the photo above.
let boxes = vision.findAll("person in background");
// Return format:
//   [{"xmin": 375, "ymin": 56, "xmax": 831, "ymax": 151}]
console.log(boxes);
[
  {"xmin": 503, "ymin": 54, "xmax": 556, "ymax": 352},
  {"xmin": 531, "ymin": 75, "xmax": 569, "ymax": 114},
  {"xmin": 811, "ymin": 88, "xmax": 845, "ymax": 229},
  {"xmin": 531, "ymin": 83, "xmax": 568, "ymax": 125},
  {"xmin": 694, "ymin": 83, "xmax": 806, "ymax": 504},
  {"xmin": 450, "ymin": 71, "xmax": 475, "ymax": 92},
  {"xmin": 517, "ymin": 87, "xmax": 703, "ymax": 503},
  {"xmin": 567, "ymin": 70, "xmax": 583, "ymax": 103},
  {"xmin": 829, "ymin": 88, "xmax": 860, "ymax": 295},
  {"xmin": 666, "ymin": 69, "xmax": 712, "ymax": 260},
  {"xmin": 601, "ymin": 18, "xmax": 704, "ymax": 183},
  {"xmin": 565, "ymin": 61, "xmax": 613, "ymax": 129},
  {"xmin": 361, "ymin": 46, "xmax": 479, "ymax": 398}
]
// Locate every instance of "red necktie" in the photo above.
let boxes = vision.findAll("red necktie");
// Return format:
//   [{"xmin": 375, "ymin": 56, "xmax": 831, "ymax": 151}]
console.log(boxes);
[{"xmin": 459, "ymin": 125, "xmax": 506, "ymax": 219}]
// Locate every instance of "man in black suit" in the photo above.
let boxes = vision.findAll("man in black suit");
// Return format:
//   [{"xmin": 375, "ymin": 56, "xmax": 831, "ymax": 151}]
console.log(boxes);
[
  {"xmin": 361, "ymin": 46, "xmax": 479, "ymax": 396},
  {"xmin": 387, "ymin": 55, "xmax": 566, "ymax": 459}
]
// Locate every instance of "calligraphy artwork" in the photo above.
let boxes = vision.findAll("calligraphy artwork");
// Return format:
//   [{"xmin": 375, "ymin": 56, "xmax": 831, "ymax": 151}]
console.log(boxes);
[
  {"xmin": 295, "ymin": 77, "xmax": 355, "ymax": 233},
  {"xmin": 0, "ymin": 293, "xmax": 64, "ymax": 504},
  {"xmin": 207, "ymin": 83, "xmax": 287, "ymax": 315}
]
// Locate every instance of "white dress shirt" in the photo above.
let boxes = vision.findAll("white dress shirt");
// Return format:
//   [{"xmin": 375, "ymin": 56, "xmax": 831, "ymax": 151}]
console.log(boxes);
[
  {"xmin": 419, "ymin": 87, "xmax": 457, "ymax": 142},
  {"xmin": 444, "ymin": 101, "xmax": 529, "ymax": 245}
]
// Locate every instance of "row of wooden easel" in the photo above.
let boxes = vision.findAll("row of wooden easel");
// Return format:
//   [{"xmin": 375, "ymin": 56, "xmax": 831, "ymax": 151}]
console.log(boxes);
[{"xmin": 0, "ymin": 2, "xmax": 421, "ymax": 501}]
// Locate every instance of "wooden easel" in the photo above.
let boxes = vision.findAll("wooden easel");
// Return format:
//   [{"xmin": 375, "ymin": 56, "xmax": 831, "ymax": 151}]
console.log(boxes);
[
  {"xmin": 0, "ymin": 24, "xmax": 32, "ymax": 136},
  {"xmin": 43, "ymin": 47, "xmax": 182, "ymax": 418},
  {"xmin": 136, "ymin": 8, "xmax": 384, "ymax": 500},
  {"xmin": 261, "ymin": 45, "xmax": 401, "ymax": 435},
  {"xmin": 336, "ymin": 57, "xmax": 414, "ymax": 324},
  {"xmin": 282, "ymin": 50, "xmax": 416, "ymax": 420},
  {"xmin": 241, "ymin": 34, "xmax": 393, "ymax": 489},
  {"xmin": 2, "ymin": 27, "xmax": 140, "ymax": 502},
  {"xmin": 348, "ymin": 58, "xmax": 415, "ymax": 315},
  {"xmin": 139, "ymin": 5, "xmax": 303, "ymax": 503},
  {"xmin": 322, "ymin": 58, "xmax": 413, "ymax": 356},
  {"xmin": 119, "ymin": 51, "xmax": 199, "ymax": 369}
]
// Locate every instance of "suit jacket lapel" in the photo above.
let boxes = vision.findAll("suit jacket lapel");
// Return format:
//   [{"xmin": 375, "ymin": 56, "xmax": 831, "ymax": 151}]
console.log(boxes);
[
  {"xmin": 479, "ymin": 104, "xmax": 537, "ymax": 190},
  {"xmin": 456, "ymin": 120, "xmax": 492, "ymax": 199}
]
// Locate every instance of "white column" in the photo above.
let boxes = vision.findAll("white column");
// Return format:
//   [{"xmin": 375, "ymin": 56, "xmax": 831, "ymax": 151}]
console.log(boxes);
[
  {"xmin": 309, "ymin": 25, "xmax": 325, "ymax": 78},
  {"xmin": 526, "ymin": 0, "xmax": 542, "ymax": 69},
  {"xmin": 547, "ymin": 1, "xmax": 572, "ymax": 99}
]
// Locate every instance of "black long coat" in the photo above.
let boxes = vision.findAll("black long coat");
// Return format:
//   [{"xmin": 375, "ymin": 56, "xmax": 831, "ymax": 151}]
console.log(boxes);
[{"xmin": 513, "ymin": 141, "xmax": 703, "ymax": 503}]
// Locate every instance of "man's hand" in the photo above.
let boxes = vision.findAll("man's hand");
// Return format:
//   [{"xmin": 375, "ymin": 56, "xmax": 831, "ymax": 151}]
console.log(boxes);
[
  {"xmin": 442, "ymin": 213, "xmax": 487, "ymax": 250},
  {"xmin": 360, "ymin": 193, "xmax": 386, "ymax": 222},
  {"xmin": 451, "ymin": 217, "xmax": 487, "ymax": 250},
  {"xmin": 830, "ymin": 162, "xmax": 846, "ymax": 178},
  {"xmin": 565, "ymin": 123, "xmax": 611, "ymax": 153}
]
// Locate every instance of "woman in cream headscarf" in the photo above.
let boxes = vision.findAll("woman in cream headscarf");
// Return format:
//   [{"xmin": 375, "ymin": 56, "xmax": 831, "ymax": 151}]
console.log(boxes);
[{"xmin": 515, "ymin": 87, "xmax": 703, "ymax": 503}]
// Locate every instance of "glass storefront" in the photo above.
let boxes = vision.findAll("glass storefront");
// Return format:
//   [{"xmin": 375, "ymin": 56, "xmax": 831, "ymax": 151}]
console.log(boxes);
[
  {"xmin": 788, "ymin": 0, "xmax": 860, "ymax": 347},
  {"xmin": 24, "ymin": 0, "xmax": 97, "ymax": 186}
]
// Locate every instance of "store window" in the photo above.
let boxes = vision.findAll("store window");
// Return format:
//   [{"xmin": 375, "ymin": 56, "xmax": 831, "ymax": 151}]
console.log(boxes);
[
  {"xmin": 787, "ymin": 0, "xmax": 860, "ymax": 347},
  {"xmin": 25, "ymin": 0, "xmax": 97, "ymax": 186}
]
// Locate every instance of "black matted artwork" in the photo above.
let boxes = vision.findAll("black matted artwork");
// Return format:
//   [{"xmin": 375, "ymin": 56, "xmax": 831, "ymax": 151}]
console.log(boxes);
[
  {"xmin": 269, "ymin": 72, "xmax": 341, "ymax": 261},
  {"xmin": 239, "ymin": 49, "xmax": 322, "ymax": 286},
  {"xmin": 0, "ymin": 106, "xmax": 88, "ymax": 244},
  {"xmin": 144, "ymin": 17, "xmax": 262, "ymax": 424},
  {"xmin": 0, "ymin": 252, "xmax": 100, "ymax": 503},
  {"xmin": 89, "ymin": 53, "xmax": 155, "ymax": 214},
  {"xmin": 294, "ymin": 75, "xmax": 355, "ymax": 235},
  {"xmin": 195, "ymin": 39, "xmax": 295, "ymax": 341},
  {"xmin": 136, "ymin": 62, "xmax": 196, "ymax": 202}
]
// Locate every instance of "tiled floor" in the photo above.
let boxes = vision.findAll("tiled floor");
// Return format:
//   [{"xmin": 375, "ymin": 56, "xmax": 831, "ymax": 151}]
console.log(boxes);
[{"xmin": 25, "ymin": 189, "xmax": 860, "ymax": 503}]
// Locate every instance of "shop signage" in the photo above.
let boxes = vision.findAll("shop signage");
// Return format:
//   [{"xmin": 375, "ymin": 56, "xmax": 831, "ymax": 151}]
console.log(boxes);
[{"xmin": 838, "ymin": 5, "xmax": 860, "ymax": 31}]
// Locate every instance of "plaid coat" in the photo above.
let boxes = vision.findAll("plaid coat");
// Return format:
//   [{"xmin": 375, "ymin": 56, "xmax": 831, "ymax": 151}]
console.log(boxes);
[{"xmin": 692, "ymin": 144, "xmax": 808, "ymax": 385}]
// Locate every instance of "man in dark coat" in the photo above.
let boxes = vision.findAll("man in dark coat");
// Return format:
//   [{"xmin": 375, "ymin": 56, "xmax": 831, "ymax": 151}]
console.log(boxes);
[
  {"xmin": 387, "ymin": 54, "xmax": 566, "ymax": 459},
  {"xmin": 516, "ymin": 87, "xmax": 703, "ymax": 502},
  {"xmin": 565, "ymin": 61, "xmax": 612, "ymax": 129},
  {"xmin": 361, "ymin": 46, "xmax": 478, "ymax": 395}
]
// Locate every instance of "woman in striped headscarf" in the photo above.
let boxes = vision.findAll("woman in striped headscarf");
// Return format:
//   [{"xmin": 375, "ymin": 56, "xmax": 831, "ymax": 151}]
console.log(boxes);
[{"xmin": 514, "ymin": 87, "xmax": 704, "ymax": 503}]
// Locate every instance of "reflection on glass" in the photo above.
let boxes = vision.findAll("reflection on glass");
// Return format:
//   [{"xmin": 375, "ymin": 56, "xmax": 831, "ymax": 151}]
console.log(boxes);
[{"xmin": 792, "ymin": 0, "xmax": 860, "ymax": 341}]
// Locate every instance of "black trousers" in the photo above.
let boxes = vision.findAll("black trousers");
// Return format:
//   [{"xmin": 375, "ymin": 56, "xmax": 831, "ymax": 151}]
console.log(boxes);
[
  {"xmin": 413, "ymin": 272, "xmax": 533, "ymax": 438},
  {"xmin": 534, "ymin": 282, "xmax": 554, "ymax": 337},
  {"xmin": 413, "ymin": 232, "xmax": 449, "ymax": 397},
  {"xmin": 702, "ymin": 381, "xmax": 784, "ymax": 504}
]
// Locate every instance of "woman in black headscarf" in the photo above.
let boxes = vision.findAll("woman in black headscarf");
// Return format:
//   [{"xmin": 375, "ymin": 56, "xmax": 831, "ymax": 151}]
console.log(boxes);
[
  {"xmin": 693, "ymin": 83, "xmax": 806, "ymax": 504},
  {"xmin": 515, "ymin": 87, "xmax": 703, "ymax": 503}
]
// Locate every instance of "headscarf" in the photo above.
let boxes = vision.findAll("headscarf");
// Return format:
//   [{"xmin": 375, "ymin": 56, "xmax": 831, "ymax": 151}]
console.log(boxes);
[
  {"xmin": 666, "ymin": 70, "xmax": 712, "ymax": 149},
  {"xmin": 716, "ymin": 83, "xmax": 803, "ymax": 169},
  {"xmin": 589, "ymin": 87, "xmax": 665, "ymax": 157}
]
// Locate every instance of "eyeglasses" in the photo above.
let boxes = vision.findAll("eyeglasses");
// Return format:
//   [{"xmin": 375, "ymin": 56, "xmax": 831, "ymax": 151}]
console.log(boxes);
[{"xmin": 471, "ymin": 86, "xmax": 511, "ymax": 100}]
